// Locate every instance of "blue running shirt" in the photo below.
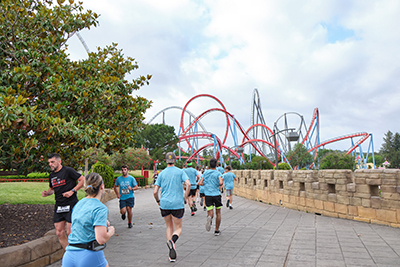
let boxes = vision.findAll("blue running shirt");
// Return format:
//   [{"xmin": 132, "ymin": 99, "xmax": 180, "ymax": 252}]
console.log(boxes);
[
  {"xmin": 222, "ymin": 172, "xmax": 236, "ymax": 190},
  {"xmin": 217, "ymin": 167, "xmax": 225, "ymax": 174},
  {"xmin": 155, "ymin": 166, "xmax": 189, "ymax": 210},
  {"xmin": 67, "ymin": 198, "xmax": 108, "ymax": 250},
  {"xmin": 202, "ymin": 169, "xmax": 222, "ymax": 196},
  {"xmin": 114, "ymin": 175, "xmax": 138, "ymax": 200},
  {"xmin": 183, "ymin": 167, "xmax": 198, "ymax": 190}
]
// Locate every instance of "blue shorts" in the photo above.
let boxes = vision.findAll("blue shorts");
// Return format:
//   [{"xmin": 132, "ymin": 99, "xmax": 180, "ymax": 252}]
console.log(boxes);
[
  {"xmin": 62, "ymin": 249, "xmax": 107, "ymax": 267},
  {"xmin": 119, "ymin": 197, "xmax": 135, "ymax": 209}
]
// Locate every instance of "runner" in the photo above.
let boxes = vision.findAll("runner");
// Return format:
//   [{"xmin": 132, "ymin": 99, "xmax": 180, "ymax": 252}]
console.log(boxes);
[
  {"xmin": 183, "ymin": 160, "xmax": 200, "ymax": 216},
  {"xmin": 153, "ymin": 152, "xmax": 190, "ymax": 262},
  {"xmin": 222, "ymin": 165, "xmax": 237, "ymax": 209},
  {"xmin": 62, "ymin": 172, "xmax": 115, "ymax": 267},
  {"xmin": 113, "ymin": 165, "xmax": 138, "ymax": 228},
  {"xmin": 198, "ymin": 158, "xmax": 224, "ymax": 236},
  {"xmin": 42, "ymin": 153, "xmax": 84, "ymax": 249}
]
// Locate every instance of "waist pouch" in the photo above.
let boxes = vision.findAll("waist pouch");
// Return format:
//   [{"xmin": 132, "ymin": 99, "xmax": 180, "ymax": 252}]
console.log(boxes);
[{"xmin": 69, "ymin": 240, "xmax": 106, "ymax": 251}]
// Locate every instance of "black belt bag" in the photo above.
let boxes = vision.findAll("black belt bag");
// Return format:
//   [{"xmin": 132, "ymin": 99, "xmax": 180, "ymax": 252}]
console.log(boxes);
[{"xmin": 69, "ymin": 240, "xmax": 106, "ymax": 251}]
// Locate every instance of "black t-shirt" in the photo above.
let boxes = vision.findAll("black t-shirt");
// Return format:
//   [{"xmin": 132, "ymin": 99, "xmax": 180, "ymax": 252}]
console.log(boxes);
[{"xmin": 49, "ymin": 166, "xmax": 81, "ymax": 206}]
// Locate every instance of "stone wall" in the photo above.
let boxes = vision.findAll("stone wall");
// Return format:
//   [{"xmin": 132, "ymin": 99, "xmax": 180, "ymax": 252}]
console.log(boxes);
[
  {"xmin": 233, "ymin": 169, "xmax": 400, "ymax": 227},
  {"xmin": 0, "ymin": 189, "xmax": 116, "ymax": 267}
]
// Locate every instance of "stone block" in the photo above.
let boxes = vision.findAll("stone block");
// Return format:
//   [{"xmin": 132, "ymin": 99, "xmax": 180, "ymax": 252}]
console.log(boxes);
[
  {"xmin": 27, "ymin": 235, "xmax": 55, "ymax": 261},
  {"xmin": 376, "ymin": 209, "xmax": 397, "ymax": 223},
  {"xmin": 336, "ymin": 195, "xmax": 349, "ymax": 205},
  {"xmin": 49, "ymin": 249, "xmax": 64, "ymax": 264},
  {"xmin": 319, "ymin": 183, "xmax": 328, "ymax": 191},
  {"xmin": 321, "ymin": 210, "xmax": 338, "ymax": 218},
  {"xmin": 358, "ymin": 206, "xmax": 376, "ymax": 219},
  {"xmin": 381, "ymin": 192, "xmax": 400, "ymax": 201},
  {"xmin": 347, "ymin": 183, "xmax": 356, "ymax": 192},
  {"xmin": 398, "ymin": 186, "xmax": 400, "ymax": 194},
  {"xmin": 382, "ymin": 178, "xmax": 397, "ymax": 186},
  {"xmin": 0, "ymin": 244, "xmax": 31, "ymax": 267},
  {"xmin": 366, "ymin": 178, "xmax": 382, "ymax": 185},
  {"xmin": 348, "ymin": 206, "xmax": 358, "ymax": 216},
  {"xmin": 312, "ymin": 182, "xmax": 319, "ymax": 190},
  {"xmin": 328, "ymin": 193, "xmax": 337, "ymax": 203},
  {"xmin": 370, "ymin": 219, "xmax": 390, "ymax": 226},
  {"xmin": 306, "ymin": 198, "xmax": 314, "ymax": 208},
  {"xmin": 381, "ymin": 199, "xmax": 400, "ymax": 209},
  {"xmin": 353, "ymin": 192, "xmax": 371, "ymax": 199},
  {"xmin": 314, "ymin": 199, "xmax": 324, "ymax": 210},
  {"xmin": 324, "ymin": 201, "xmax": 335, "ymax": 212},
  {"xmin": 335, "ymin": 203, "xmax": 348, "ymax": 214},
  {"xmin": 354, "ymin": 178, "xmax": 366, "ymax": 184},
  {"xmin": 370, "ymin": 196, "xmax": 381, "ymax": 209},
  {"xmin": 354, "ymin": 217, "xmax": 370, "ymax": 223},
  {"xmin": 361, "ymin": 198, "xmax": 371, "ymax": 207},
  {"xmin": 299, "ymin": 191, "xmax": 306, "ymax": 198},
  {"xmin": 298, "ymin": 197, "xmax": 306, "ymax": 206},
  {"xmin": 19, "ymin": 256, "xmax": 50, "ymax": 267},
  {"xmin": 338, "ymin": 213, "xmax": 354, "ymax": 220},
  {"xmin": 356, "ymin": 184, "xmax": 369, "ymax": 194},
  {"xmin": 349, "ymin": 197, "xmax": 362, "ymax": 206},
  {"xmin": 335, "ymin": 184, "xmax": 346, "ymax": 192},
  {"xmin": 335, "ymin": 179, "xmax": 348, "ymax": 185},
  {"xmin": 398, "ymin": 209, "xmax": 400, "ymax": 223},
  {"xmin": 325, "ymin": 178, "xmax": 336, "ymax": 184}
]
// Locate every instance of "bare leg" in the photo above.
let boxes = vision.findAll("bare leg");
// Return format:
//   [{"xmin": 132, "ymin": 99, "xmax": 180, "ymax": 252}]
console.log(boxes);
[
  {"xmin": 215, "ymin": 208, "xmax": 221, "ymax": 231},
  {"xmin": 120, "ymin": 207, "xmax": 126, "ymax": 215},
  {"xmin": 164, "ymin": 215, "xmax": 174, "ymax": 240},
  {"xmin": 126, "ymin": 206, "xmax": 133, "ymax": 222},
  {"xmin": 54, "ymin": 221, "xmax": 68, "ymax": 249}
]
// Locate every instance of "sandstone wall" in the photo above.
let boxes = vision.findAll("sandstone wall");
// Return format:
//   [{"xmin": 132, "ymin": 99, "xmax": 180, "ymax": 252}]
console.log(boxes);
[
  {"xmin": 0, "ymin": 189, "xmax": 117, "ymax": 267},
  {"xmin": 233, "ymin": 169, "xmax": 400, "ymax": 227}
]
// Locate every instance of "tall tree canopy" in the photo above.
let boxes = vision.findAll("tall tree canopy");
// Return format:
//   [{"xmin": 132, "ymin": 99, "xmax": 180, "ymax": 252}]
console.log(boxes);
[
  {"xmin": 0, "ymin": 0, "xmax": 152, "ymax": 174},
  {"xmin": 134, "ymin": 124, "xmax": 178, "ymax": 161},
  {"xmin": 379, "ymin": 131, "xmax": 400, "ymax": 168},
  {"xmin": 286, "ymin": 143, "xmax": 314, "ymax": 169}
]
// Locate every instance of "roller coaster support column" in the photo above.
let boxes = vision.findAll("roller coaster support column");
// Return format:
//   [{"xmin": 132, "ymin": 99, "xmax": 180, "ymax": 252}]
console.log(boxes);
[{"xmin": 273, "ymin": 126, "xmax": 299, "ymax": 170}]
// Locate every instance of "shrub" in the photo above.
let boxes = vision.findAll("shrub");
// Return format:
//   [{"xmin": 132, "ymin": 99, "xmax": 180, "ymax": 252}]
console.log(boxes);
[
  {"xmin": 273, "ymin": 162, "xmax": 291, "ymax": 170},
  {"xmin": 92, "ymin": 162, "xmax": 114, "ymax": 188}
]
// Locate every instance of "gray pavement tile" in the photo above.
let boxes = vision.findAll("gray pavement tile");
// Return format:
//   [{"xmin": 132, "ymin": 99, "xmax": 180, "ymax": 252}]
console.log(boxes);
[
  {"xmin": 286, "ymin": 260, "xmax": 316, "ymax": 267},
  {"xmin": 316, "ymin": 253, "xmax": 344, "ymax": 260},
  {"xmin": 316, "ymin": 259, "xmax": 346, "ymax": 267}
]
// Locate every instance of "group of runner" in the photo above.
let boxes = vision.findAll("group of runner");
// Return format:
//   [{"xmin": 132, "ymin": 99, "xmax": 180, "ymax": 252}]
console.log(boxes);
[{"xmin": 42, "ymin": 152, "xmax": 237, "ymax": 265}]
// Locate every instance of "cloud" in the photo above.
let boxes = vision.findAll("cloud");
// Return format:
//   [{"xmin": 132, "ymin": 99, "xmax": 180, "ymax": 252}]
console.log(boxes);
[{"xmin": 66, "ymin": 0, "xmax": 400, "ymax": 152}]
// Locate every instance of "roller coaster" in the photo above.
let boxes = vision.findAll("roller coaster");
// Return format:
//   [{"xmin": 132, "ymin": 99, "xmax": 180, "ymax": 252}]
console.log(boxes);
[{"xmin": 147, "ymin": 89, "xmax": 375, "ymax": 169}]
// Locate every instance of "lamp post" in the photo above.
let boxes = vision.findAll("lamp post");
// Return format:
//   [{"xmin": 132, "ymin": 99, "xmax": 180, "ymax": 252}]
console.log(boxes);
[
  {"xmin": 273, "ymin": 128, "xmax": 299, "ymax": 170},
  {"xmin": 228, "ymin": 146, "xmax": 244, "ymax": 166}
]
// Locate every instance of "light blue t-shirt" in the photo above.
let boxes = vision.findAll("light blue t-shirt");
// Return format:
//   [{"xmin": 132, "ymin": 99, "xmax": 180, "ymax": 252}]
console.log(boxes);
[
  {"xmin": 66, "ymin": 198, "xmax": 108, "ymax": 250},
  {"xmin": 115, "ymin": 175, "xmax": 138, "ymax": 200},
  {"xmin": 183, "ymin": 167, "xmax": 198, "ymax": 189},
  {"xmin": 202, "ymin": 169, "xmax": 222, "ymax": 196},
  {"xmin": 222, "ymin": 172, "xmax": 236, "ymax": 190},
  {"xmin": 217, "ymin": 167, "xmax": 225, "ymax": 174},
  {"xmin": 155, "ymin": 166, "xmax": 189, "ymax": 210}
]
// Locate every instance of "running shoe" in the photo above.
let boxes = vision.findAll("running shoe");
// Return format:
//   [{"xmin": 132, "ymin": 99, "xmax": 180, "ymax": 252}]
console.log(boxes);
[
  {"xmin": 214, "ymin": 230, "xmax": 220, "ymax": 236},
  {"xmin": 167, "ymin": 240, "xmax": 176, "ymax": 261},
  {"xmin": 121, "ymin": 213, "xmax": 126, "ymax": 220},
  {"xmin": 205, "ymin": 216, "xmax": 212, "ymax": 232},
  {"xmin": 200, "ymin": 198, "xmax": 204, "ymax": 206},
  {"xmin": 226, "ymin": 199, "xmax": 230, "ymax": 208},
  {"xmin": 229, "ymin": 205, "xmax": 233, "ymax": 210},
  {"xmin": 191, "ymin": 211, "xmax": 195, "ymax": 216},
  {"xmin": 193, "ymin": 203, "xmax": 197, "ymax": 212},
  {"xmin": 128, "ymin": 222, "xmax": 133, "ymax": 228},
  {"xmin": 204, "ymin": 206, "xmax": 207, "ymax": 211}
]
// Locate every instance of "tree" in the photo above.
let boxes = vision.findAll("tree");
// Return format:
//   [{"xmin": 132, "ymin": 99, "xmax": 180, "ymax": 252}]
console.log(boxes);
[
  {"xmin": 286, "ymin": 143, "xmax": 314, "ymax": 169},
  {"xmin": 134, "ymin": 124, "xmax": 178, "ymax": 161},
  {"xmin": 111, "ymin": 148, "xmax": 152, "ymax": 170},
  {"xmin": 320, "ymin": 152, "xmax": 354, "ymax": 170},
  {"xmin": 0, "ymin": 0, "xmax": 151, "ymax": 174},
  {"xmin": 379, "ymin": 131, "xmax": 400, "ymax": 168},
  {"xmin": 367, "ymin": 154, "xmax": 384, "ymax": 167}
]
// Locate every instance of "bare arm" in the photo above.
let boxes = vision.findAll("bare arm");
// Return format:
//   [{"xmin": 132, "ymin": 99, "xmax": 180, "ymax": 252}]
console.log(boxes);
[
  {"xmin": 94, "ymin": 224, "xmax": 115, "ymax": 245},
  {"xmin": 184, "ymin": 179, "xmax": 190, "ymax": 204},
  {"xmin": 219, "ymin": 176, "xmax": 224, "ymax": 186},
  {"xmin": 113, "ymin": 185, "xmax": 120, "ymax": 199},
  {"xmin": 63, "ymin": 175, "xmax": 85, "ymax": 198},
  {"xmin": 41, "ymin": 187, "xmax": 54, "ymax": 197},
  {"xmin": 198, "ymin": 177, "xmax": 204, "ymax": 186},
  {"xmin": 153, "ymin": 185, "xmax": 160, "ymax": 205}
]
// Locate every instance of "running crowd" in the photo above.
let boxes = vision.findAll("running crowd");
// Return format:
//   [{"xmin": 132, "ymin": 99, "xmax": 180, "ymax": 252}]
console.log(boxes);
[{"xmin": 42, "ymin": 152, "xmax": 237, "ymax": 266}]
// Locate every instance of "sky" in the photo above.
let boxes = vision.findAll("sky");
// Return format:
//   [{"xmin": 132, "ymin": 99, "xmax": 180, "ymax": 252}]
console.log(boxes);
[{"xmin": 66, "ymin": 0, "xmax": 400, "ymax": 153}]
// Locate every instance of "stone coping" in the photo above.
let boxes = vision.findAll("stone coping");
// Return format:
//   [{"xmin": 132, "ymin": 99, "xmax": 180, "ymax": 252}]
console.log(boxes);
[{"xmin": 0, "ymin": 189, "xmax": 117, "ymax": 267}]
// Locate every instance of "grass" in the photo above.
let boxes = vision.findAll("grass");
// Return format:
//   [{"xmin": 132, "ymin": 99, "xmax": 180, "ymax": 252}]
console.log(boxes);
[
  {"xmin": 0, "ymin": 169, "xmax": 156, "ymax": 205},
  {"xmin": 0, "ymin": 182, "xmax": 86, "ymax": 205}
]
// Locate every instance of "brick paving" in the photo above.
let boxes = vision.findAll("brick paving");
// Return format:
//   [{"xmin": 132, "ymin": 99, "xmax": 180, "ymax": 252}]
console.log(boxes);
[{"xmin": 47, "ymin": 188, "xmax": 400, "ymax": 267}]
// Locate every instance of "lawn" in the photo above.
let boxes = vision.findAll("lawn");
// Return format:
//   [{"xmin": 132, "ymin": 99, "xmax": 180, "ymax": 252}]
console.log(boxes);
[{"xmin": 0, "ymin": 182, "xmax": 86, "ymax": 205}]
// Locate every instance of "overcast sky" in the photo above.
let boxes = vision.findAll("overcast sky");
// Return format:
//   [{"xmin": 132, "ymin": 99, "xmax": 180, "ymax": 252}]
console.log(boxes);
[{"xmin": 66, "ymin": 0, "xmax": 400, "ymax": 153}]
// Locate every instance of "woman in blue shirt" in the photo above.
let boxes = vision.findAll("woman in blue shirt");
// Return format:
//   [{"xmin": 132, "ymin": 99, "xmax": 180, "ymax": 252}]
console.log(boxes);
[{"xmin": 62, "ymin": 173, "xmax": 115, "ymax": 267}]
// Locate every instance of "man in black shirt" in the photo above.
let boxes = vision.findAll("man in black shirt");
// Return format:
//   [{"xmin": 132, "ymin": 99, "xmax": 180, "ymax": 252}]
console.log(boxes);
[{"xmin": 41, "ymin": 153, "xmax": 84, "ymax": 249}]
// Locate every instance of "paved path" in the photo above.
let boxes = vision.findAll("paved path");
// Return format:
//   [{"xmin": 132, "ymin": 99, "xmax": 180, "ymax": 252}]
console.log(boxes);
[{"xmin": 48, "ymin": 188, "xmax": 400, "ymax": 267}]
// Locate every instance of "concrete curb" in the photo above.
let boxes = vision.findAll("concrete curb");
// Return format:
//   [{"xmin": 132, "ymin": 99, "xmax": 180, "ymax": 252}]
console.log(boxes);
[{"xmin": 0, "ymin": 189, "xmax": 116, "ymax": 267}]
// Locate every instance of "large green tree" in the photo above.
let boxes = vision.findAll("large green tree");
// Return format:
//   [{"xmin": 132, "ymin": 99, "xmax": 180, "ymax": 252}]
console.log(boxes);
[
  {"xmin": 134, "ymin": 124, "xmax": 178, "ymax": 161},
  {"xmin": 0, "ymin": 0, "xmax": 151, "ymax": 174},
  {"xmin": 379, "ymin": 131, "xmax": 400, "ymax": 168},
  {"xmin": 286, "ymin": 143, "xmax": 314, "ymax": 169},
  {"xmin": 320, "ymin": 152, "xmax": 354, "ymax": 170}
]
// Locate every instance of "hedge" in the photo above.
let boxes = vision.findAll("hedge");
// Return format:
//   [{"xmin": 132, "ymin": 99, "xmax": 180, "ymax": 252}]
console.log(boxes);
[{"xmin": 92, "ymin": 162, "xmax": 114, "ymax": 188}]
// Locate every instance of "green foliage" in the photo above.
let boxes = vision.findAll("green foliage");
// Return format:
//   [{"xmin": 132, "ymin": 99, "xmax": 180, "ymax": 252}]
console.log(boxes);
[
  {"xmin": 367, "ymin": 154, "xmax": 384, "ymax": 167},
  {"xmin": 82, "ymin": 148, "xmax": 112, "ymax": 169},
  {"xmin": 320, "ymin": 152, "xmax": 354, "ymax": 170},
  {"xmin": 273, "ymin": 162, "xmax": 291, "ymax": 170},
  {"xmin": 250, "ymin": 155, "xmax": 273, "ymax": 170},
  {"xmin": 134, "ymin": 124, "xmax": 178, "ymax": 161},
  {"xmin": 379, "ymin": 131, "xmax": 400, "ymax": 168},
  {"xmin": 287, "ymin": 143, "xmax": 314, "ymax": 169},
  {"xmin": 92, "ymin": 162, "xmax": 114, "ymax": 188},
  {"xmin": 0, "ymin": 0, "xmax": 151, "ymax": 175},
  {"xmin": 111, "ymin": 148, "xmax": 152, "ymax": 170}
]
